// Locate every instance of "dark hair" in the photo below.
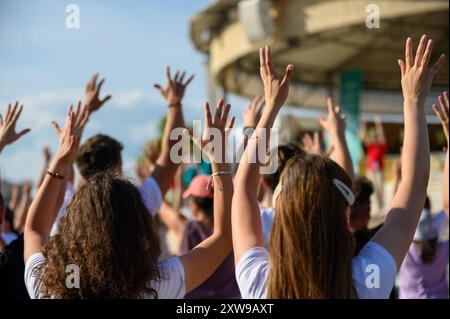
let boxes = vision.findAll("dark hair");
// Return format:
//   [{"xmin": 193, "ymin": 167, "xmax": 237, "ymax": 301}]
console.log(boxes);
[
  {"xmin": 0, "ymin": 192, "xmax": 4, "ymax": 209},
  {"xmin": 76, "ymin": 134, "xmax": 123, "ymax": 179},
  {"xmin": 424, "ymin": 196, "xmax": 431, "ymax": 210},
  {"xmin": 414, "ymin": 238, "xmax": 438, "ymax": 264},
  {"xmin": 189, "ymin": 196, "xmax": 214, "ymax": 217},
  {"xmin": 354, "ymin": 176, "xmax": 374, "ymax": 204},
  {"xmin": 262, "ymin": 143, "xmax": 305, "ymax": 191},
  {"xmin": 39, "ymin": 174, "xmax": 161, "ymax": 298},
  {"xmin": 4, "ymin": 208, "xmax": 14, "ymax": 225}
]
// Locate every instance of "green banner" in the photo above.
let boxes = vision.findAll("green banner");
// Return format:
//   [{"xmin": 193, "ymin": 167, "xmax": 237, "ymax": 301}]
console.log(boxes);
[{"xmin": 339, "ymin": 69, "xmax": 363, "ymax": 174}]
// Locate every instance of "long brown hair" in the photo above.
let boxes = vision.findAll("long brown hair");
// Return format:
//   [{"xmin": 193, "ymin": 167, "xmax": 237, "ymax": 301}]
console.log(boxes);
[
  {"xmin": 267, "ymin": 154, "xmax": 355, "ymax": 298},
  {"xmin": 38, "ymin": 174, "xmax": 161, "ymax": 298}
]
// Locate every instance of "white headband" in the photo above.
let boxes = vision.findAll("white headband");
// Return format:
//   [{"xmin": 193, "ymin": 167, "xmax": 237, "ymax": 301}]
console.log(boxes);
[{"xmin": 272, "ymin": 178, "xmax": 355, "ymax": 207}]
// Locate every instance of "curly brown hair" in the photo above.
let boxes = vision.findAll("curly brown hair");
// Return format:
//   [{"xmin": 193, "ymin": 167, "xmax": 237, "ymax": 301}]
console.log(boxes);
[{"xmin": 38, "ymin": 174, "xmax": 161, "ymax": 298}]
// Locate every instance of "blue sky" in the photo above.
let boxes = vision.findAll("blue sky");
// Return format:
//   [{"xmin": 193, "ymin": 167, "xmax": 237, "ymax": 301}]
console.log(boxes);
[{"xmin": 0, "ymin": 0, "xmax": 253, "ymax": 183}]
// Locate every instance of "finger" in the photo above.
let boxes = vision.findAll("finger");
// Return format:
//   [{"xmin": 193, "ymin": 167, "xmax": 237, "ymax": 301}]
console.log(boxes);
[
  {"xmin": 280, "ymin": 64, "xmax": 294, "ymax": 87},
  {"xmin": 97, "ymin": 78, "xmax": 105, "ymax": 91},
  {"xmin": 11, "ymin": 104, "xmax": 24, "ymax": 125},
  {"xmin": 421, "ymin": 39, "xmax": 433, "ymax": 68},
  {"xmin": 17, "ymin": 128, "xmax": 31, "ymax": 138},
  {"xmin": 100, "ymin": 95, "xmax": 112, "ymax": 105},
  {"xmin": 431, "ymin": 54, "xmax": 446, "ymax": 76},
  {"xmin": 174, "ymin": 70, "xmax": 180, "ymax": 82},
  {"xmin": 214, "ymin": 98, "xmax": 224, "ymax": 124},
  {"xmin": 318, "ymin": 115, "xmax": 326, "ymax": 128},
  {"xmin": 433, "ymin": 104, "xmax": 445, "ymax": 122},
  {"xmin": 74, "ymin": 101, "xmax": 81, "ymax": 121},
  {"xmin": 204, "ymin": 102, "xmax": 212, "ymax": 127},
  {"xmin": 405, "ymin": 37, "xmax": 413, "ymax": 67},
  {"xmin": 222, "ymin": 103, "xmax": 231, "ymax": 126},
  {"xmin": 51, "ymin": 121, "xmax": 61, "ymax": 132},
  {"xmin": 92, "ymin": 73, "xmax": 99, "ymax": 87},
  {"xmin": 260, "ymin": 47, "xmax": 268, "ymax": 77},
  {"xmin": 0, "ymin": 115, "xmax": 3, "ymax": 126},
  {"xmin": 165, "ymin": 65, "xmax": 171, "ymax": 84},
  {"xmin": 414, "ymin": 34, "xmax": 428, "ymax": 67},
  {"xmin": 266, "ymin": 46, "xmax": 276, "ymax": 76},
  {"xmin": 227, "ymin": 116, "xmax": 235, "ymax": 129},
  {"xmin": 398, "ymin": 59, "xmax": 406, "ymax": 78},
  {"xmin": 8, "ymin": 102, "xmax": 18, "ymax": 123},
  {"xmin": 326, "ymin": 97, "xmax": 334, "ymax": 114},
  {"xmin": 4, "ymin": 103, "xmax": 11, "ymax": 122},
  {"xmin": 439, "ymin": 94, "xmax": 449, "ymax": 121},
  {"xmin": 183, "ymin": 74, "xmax": 195, "ymax": 87},
  {"xmin": 179, "ymin": 71, "xmax": 186, "ymax": 84},
  {"xmin": 444, "ymin": 91, "xmax": 449, "ymax": 108},
  {"xmin": 334, "ymin": 106, "xmax": 341, "ymax": 114}
]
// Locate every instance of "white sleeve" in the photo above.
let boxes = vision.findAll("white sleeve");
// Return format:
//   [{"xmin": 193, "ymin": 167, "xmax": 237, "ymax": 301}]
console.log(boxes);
[
  {"xmin": 24, "ymin": 253, "xmax": 46, "ymax": 299},
  {"xmin": 50, "ymin": 182, "xmax": 75, "ymax": 237},
  {"xmin": 352, "ymin": 241, "xmax": 397, "ymax": 299},
  {"xmin": 139, "ymin": 176, "xmax": 163, "ymax": 217},
  {"xmin": 235, "ymin": 247, "xmax": 269, "ymax": 299},
  {"xmin": 150, "ymin": 257, "xmax": 185, "ymax": 299}
]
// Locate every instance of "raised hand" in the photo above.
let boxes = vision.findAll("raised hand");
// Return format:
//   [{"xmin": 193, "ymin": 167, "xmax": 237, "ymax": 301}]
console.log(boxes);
[
  {"xmin": 318, "ymin": 97, "xmax": 346, "ymax": 135},
  {"xmin": 0, "ymin": 102, "xmax": 31, "ymax": 151},
  {"xmin": 84, "ymin": 73, "xmax": 112, "ymax": 114},
  {"xmin": 433, "ymin": 91, "xmax": 449, "ymax": 144},
  {"xmin": 154, "ymin": 66, "xmax": 194, "ymax": 106},
  {"xmin": 52, "ymin": 101, "xmax": 89, "ymax": 141},
  {"xmin": 259, "ymin": 46, "xmax": 293, "ymax": 109},
  {"xmin": 53, "ymin": 107, "xmax": 78, "ymax": 166},
  {"xmin": 243, "ymin": 96, "xmax": 264, "ymax": 128},
  {"xmin": 398, "ymin": 35, "xmax": 446, "ymax": 105},
  {"xmin": 302, "ymin": 132, "xmax": 322, "ymax": 155},
  {"xmin": 185, "ymin": 98, "xmax": 235, "ymax": 163}
]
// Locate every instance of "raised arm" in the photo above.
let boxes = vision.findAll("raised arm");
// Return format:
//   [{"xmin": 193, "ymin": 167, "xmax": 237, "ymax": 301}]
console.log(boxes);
[
  {"xmin": 24, "ymin": 107, "xmax": 79, "ymax": 262},
  {"xmin": 371, "ymin": 35, "xmax": 446, "ymax": 267},
  {"xmin": 159, "ymin": 200, "xmax": 187, "ymax": 238},
  {"xmin": 232, "ymin": 46, "xmax": 293, "ymax": 264},
  {"xmin": 151, "ymin": 67, "xmax": 193, "ymax": 195},
  {"xmin": 13, "ymin": 181, "xmax": 32, "ymax": 234},
  {"xmin": 433, "ymin": 92, "xmax": 449, "ymax": 217},
  {"xmin": 318, "ymin": 97, "xmax": 355, "ymax": 182},
  {"xmin": 179, "ymin": 99, "xmax": 235, "ymax": 293},
  {"xmin": 374, "ymin": 115, "xmax": 386, "ymax": 145},
  {"xmin": 360, "ymin": 116, "xmax": 369, "ymax": 147}
]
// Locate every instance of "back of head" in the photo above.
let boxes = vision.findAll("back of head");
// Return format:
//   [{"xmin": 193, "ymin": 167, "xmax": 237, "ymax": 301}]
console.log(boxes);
[
  {"xmin": 76, "ymin": 134, "xmax": 123, "ymax": 179},
  {"xmin": 262, "ymin": 143, "xmax": 305, "ymax": 192},
  {"xmin": 267, "ymin": 153, "xmax": 355, "ymax": 298},
  {"xmin": 40, "ymin": 174, "xmax": 161, "ymax": 298},
  {"xmin": 349, "ymin": 176, "xmax": 374, "ymax": 231}
]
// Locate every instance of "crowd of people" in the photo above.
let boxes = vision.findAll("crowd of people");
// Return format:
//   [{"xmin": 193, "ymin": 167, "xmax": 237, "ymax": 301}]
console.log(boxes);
[{"xmin": 0, "ymin": 35, "xmax": 448, "ymax": 299}]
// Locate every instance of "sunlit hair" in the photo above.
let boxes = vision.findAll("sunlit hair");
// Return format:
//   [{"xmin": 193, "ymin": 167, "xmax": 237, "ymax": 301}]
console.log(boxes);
[
  {"xmin": 267, "ymin": 154, "xmax": 355, "ymax": 298},
  {"xmin": 38, "ymin": 174, "xmax": 161, "ymax": 298}
]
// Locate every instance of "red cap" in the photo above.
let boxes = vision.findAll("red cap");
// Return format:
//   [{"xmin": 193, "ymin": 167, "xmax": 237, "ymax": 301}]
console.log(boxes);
[{"xmin": 183, "ymin": 175, "xmax": 214, "ymax": 199}]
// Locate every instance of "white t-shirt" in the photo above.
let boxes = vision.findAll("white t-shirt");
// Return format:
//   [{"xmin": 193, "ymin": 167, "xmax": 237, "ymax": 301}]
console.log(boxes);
[
  {"xmin": 260, "ymin": 207, "xmax": 275, "ymax": 248},
  {"xmin": 236, "ymin": 241, "xmax": 397, "ymax": 299},
  {"xmin": 24, "ymin": 252, "xmax": 185, "ymax": 299},
  {"xmin": 140, "ymin": 176, "xmax": 163, "ymax": 217}
]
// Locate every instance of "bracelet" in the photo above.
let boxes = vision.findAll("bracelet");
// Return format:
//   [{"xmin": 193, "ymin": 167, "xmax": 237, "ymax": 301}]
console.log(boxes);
[
  {"xmin": 168, "ymin": 102, "xmax": 181, "ymax": 108},
  {"xmin": 206, "ymin": 170, "xmax": 232, "ymax": 190},
  {"xmin": 46, "ymin": 170, "xmax": 64, "ymax": 180}
]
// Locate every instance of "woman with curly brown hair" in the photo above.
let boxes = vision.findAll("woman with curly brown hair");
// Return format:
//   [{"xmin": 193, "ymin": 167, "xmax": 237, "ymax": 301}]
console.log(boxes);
[{"xmin": 23, "ymin": 96, "xmax": 235, "ymax": 298}]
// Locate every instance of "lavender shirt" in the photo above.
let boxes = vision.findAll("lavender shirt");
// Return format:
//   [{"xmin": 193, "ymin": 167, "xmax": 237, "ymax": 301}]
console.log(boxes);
[{"xmin": 398, "ymin": 240, "xmax": 449, "ymax": 299}]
